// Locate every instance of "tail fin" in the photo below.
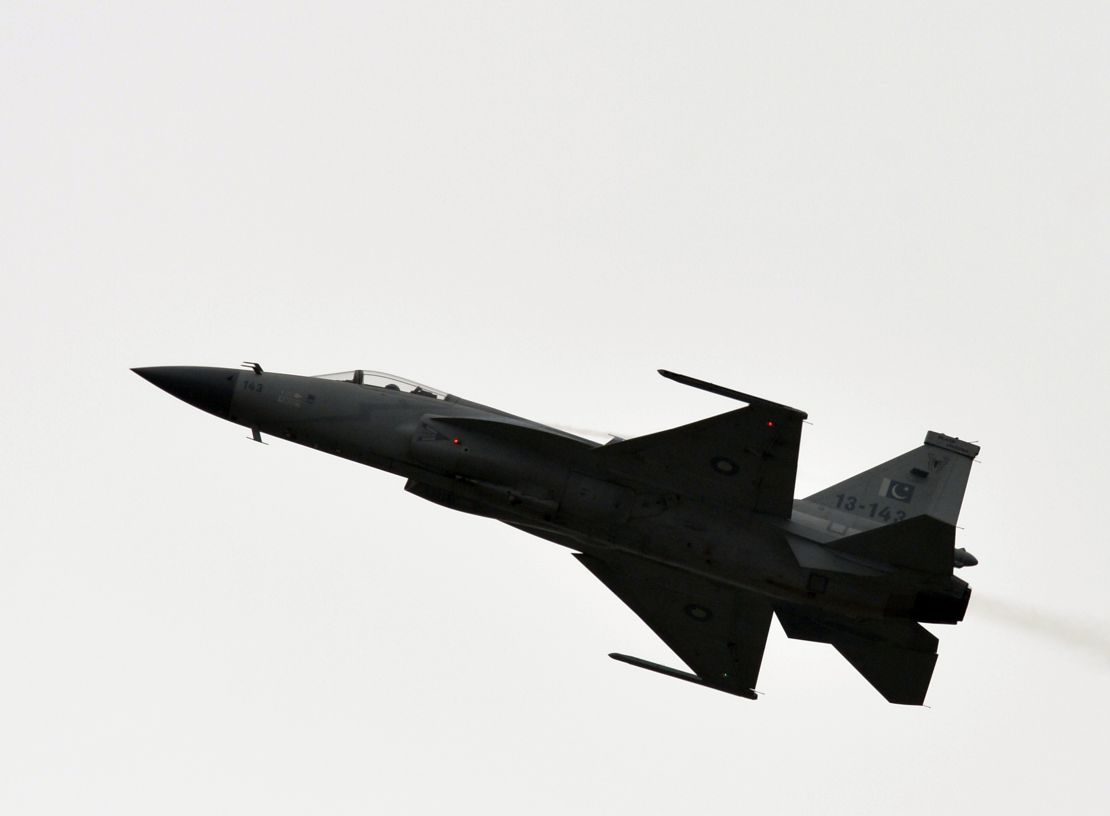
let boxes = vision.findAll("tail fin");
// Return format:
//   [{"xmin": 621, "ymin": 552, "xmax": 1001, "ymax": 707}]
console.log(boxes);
[{"xmin": 803, "ymin": 431, "xmax": 979, "ymax": 526}]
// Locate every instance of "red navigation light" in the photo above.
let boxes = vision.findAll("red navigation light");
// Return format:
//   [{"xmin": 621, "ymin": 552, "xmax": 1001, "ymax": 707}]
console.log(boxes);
[
  {"xmin": 452, "ymin": 437, "xmax": 461, "ymax": 445},
  {"xmin": 766, "ymin": 421, "xmax": 775, "ymax": 428}
]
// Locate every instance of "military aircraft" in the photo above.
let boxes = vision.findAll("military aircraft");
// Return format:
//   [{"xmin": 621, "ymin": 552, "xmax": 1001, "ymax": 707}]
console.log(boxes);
[{"xmin": 133, "ymin": 363, "xmax": 979, "ymax": 705}]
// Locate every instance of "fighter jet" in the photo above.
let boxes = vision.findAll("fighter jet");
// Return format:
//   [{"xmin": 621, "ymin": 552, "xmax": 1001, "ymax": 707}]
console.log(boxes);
[{"xmin": 133, "ymin": 363, "xmax": 979, "ymax": 705}]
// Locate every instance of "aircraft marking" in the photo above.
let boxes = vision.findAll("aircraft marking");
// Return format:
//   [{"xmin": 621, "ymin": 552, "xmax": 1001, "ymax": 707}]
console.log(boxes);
[{"xmin": 832, "ymin": 494, "xmax": 906, "ymax": 522}]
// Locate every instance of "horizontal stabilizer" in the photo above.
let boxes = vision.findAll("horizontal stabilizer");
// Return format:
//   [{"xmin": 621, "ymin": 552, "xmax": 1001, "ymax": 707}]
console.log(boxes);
[
  {"xmin": 833, "ymin": 640, "xmax": 938, "ymax": 706},
  {"xmin": 776, "ymin": 606, "xmax": 939, "ymax": 705},
  {"xmin": 826, "ymin": 514, "xmax": 955, "ymax": 575}
]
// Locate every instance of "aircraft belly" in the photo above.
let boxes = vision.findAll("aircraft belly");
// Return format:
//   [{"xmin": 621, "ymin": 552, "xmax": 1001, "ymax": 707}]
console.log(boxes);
[
  {"xmin": 556, "ymin": 473, "xmax": 633, "ymax": 533},
  {"xmin": 600, "ymin": 515, "xmax": 901, "ymax": 619}
]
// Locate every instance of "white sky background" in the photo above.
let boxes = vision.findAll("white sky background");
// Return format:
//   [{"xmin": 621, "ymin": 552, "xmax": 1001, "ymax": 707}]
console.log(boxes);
[{"xmin": 3, "ymin": 2, "xmax": 1109, "ymax": 813}]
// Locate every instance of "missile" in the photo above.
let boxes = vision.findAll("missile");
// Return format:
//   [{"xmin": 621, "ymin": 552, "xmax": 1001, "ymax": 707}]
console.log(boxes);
[{"xmin": 608, "ymin": 653, "xmax": 758, "ymax": 700}]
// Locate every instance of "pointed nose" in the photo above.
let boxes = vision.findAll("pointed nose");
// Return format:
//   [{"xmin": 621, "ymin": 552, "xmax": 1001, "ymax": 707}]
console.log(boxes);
[{"xmin": 132, "ymin": 366, "xmax": 239, "ymax": 419}]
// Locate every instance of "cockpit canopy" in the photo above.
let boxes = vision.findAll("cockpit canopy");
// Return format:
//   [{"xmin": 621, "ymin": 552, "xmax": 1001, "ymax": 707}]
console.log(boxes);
[{"xmin": 313, "ymin": 370, "xmax": 449, "ymax": 400}]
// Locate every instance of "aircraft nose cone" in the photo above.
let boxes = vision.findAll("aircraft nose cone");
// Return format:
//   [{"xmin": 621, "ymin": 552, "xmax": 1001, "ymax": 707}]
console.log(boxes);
[{"xmin": 132, "ymin": 366, "xmax": 238, "ymax": 419}]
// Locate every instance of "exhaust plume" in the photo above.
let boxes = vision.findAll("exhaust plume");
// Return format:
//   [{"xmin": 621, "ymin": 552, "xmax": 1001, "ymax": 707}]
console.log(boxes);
[{"xmin": 974, "ymin": 594, "xmax": 1110, "ymax": 665}]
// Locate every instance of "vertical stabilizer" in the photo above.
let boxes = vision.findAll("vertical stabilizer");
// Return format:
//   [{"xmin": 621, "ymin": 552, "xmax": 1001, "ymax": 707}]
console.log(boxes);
[{"xmin": 803, "ymin": 432, "xmax": 979, "ymax": 526}]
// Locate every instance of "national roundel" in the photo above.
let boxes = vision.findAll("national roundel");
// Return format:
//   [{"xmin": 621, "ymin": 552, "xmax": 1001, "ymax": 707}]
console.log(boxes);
[{"xmin": 879, "ymin": 478, "xmax": 916, "ymax": 503}]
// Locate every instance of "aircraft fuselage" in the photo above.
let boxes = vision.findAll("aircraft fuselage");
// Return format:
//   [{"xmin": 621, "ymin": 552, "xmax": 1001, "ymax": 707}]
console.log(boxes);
[{"xmin": 136, "ymin": 366, "xmax": 968, "ymax": 626}]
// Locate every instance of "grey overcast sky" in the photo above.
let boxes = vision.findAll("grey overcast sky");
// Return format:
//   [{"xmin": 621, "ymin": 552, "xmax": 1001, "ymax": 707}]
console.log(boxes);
[{"xmin": 3, "ymin": 2, "xmax": 1109, "ymax": 813}]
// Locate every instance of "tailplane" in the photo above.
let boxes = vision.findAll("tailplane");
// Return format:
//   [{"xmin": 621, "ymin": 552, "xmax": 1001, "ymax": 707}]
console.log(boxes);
[
  {"xmin": 826, "ymin": 514, "xmax": 955, "ymax": 575},
  {"xmin": 776, "ymin": 606, "xmax": 940, "ymax": 705},
  {"xmin": 802, "ymin": 431, "xmax": 979, "ymax": 526}
]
